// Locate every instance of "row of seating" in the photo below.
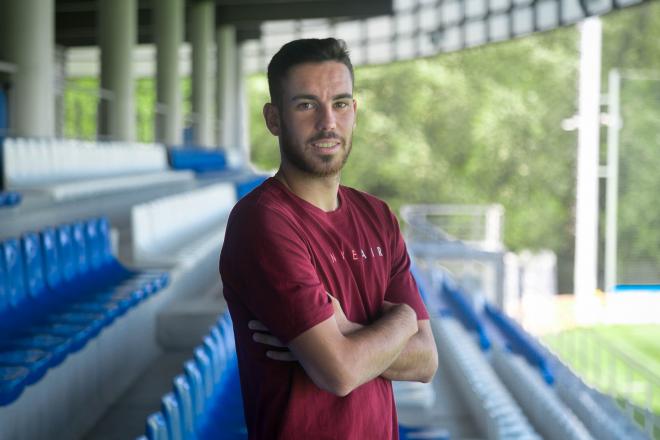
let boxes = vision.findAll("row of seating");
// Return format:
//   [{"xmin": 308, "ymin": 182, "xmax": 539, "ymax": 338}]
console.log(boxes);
[
  {"xmin": 2, "ymin": 138, "xmax": 170, "ymax": 187},
  {"xmin": 424, "ymin": 264, "xmax": 648, "ymax": 439},
  {"xmin": 131, "ymin": 183, "xmax": 237, "ymax": 266},
  {"xmin": 491, "ymin": 348, "xmax": 594, "ymax": 440},
  {"xmin": 0, "ymin": 191, "xmax": 21, "ymax": 208},
  {"xmin": 484, "ymin": 302, "xmax": 554, "ymax": 384},
  {"xmin": 545, "ymin": 348, "xmax": 649, "ymax": 439},
  {"xmin": 440, "ymin": 275, "xmax": 492, "ymax": 350},
  {"xmin": 433, "ymin": 318, "xmax": 541, "ymax": 439},
  {"xmin": 0, "ymin": 217, "xmax": 169, "ymax": 406},
  {"xmin": 138, "ymin": 312, "xmax": 236, "ymax": 440},
  {"xmin": 168, "ymin": 147, "xmax": 228, "ymax": 173}
]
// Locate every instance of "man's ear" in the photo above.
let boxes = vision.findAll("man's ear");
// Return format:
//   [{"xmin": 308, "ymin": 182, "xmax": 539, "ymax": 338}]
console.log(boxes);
[{"xmin": 263, "ymin": 103, "xmax": 281, "ymax": 136}]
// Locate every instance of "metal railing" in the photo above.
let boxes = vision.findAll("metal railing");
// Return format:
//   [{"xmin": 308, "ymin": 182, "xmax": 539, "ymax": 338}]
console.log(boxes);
[{"xmin": 543, "ymin": 327, "xmax": 660, "ymax": 438}]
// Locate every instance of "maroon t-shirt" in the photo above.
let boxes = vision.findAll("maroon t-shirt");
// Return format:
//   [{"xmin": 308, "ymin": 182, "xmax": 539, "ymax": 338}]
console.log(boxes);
[{"xmin": 219, "ymin": 178, "xmax": 429, "ymax": 440}]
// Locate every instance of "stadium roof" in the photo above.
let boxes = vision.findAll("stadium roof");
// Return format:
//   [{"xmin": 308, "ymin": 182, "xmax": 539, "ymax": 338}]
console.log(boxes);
[{"xmin": 55, "ymin": 0, "xmax": 394, "ymax": 47}]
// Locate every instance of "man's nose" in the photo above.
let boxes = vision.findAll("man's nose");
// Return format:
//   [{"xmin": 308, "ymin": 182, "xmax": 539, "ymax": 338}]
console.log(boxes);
[{"xmin": 316, "ymin": 105, "xmax": 337, "ymax": 131}]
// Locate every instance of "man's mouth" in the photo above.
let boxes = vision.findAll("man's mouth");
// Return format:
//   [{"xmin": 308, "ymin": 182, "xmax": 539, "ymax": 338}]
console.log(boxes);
[{"xmin": 312, "ymin": 140, "xmax": 340, "ymax": 149}]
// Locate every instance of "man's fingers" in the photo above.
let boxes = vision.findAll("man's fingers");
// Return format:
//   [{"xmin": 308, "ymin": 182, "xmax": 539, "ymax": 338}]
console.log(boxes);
[
  {"xmin": 253, "ymin": 332, "xmax": 286, "ymax": 348},
  {"xmin": 266, "ymin": 350, "xmax": 297, "ymax": 362},
  {"xmin": 248, "ymin": 320, "xmax": 269, "ymax": 331}
]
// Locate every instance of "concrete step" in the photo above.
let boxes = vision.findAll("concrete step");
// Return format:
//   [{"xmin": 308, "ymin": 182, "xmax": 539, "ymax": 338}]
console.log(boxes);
[{"xmin": 157, "ymin": 281, "xmax": 227, "ymax": 351}]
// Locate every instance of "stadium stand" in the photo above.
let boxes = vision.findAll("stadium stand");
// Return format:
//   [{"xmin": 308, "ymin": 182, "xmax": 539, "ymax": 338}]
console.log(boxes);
[
  {"xmin": 0, "ymin": 216, "xmax": 170, "ymax": 439},
  {"xmin": 130, "ymin": 182, "xmax": 236, "ymax": 267},
  {"xmin": 491, "ymin": 349, "xmax": 593, "ymax": 439},
  {"xmin": 0, "ymin": 138, "xmax": 194, "ymax": 201},
  {"xmin": 433, "ymin": 318, "xmax": 541, "ymax": 439}
]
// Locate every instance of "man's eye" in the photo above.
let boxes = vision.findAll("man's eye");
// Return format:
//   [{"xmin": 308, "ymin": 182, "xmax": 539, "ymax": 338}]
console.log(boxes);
[
  {"xmin": 297, "ymin": 102, "xmax": 314, "ymax": 110},
  {"xmin": 334, "ymin": 102, "xmax": 348, "ymax": 109}
]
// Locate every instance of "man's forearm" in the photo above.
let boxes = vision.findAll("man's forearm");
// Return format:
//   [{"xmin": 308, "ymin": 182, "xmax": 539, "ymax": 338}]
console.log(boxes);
[
  {"xmin": 335, "ymin": 310, "xmax": 437, "ymax": 384},
  {"xmin": 380, "ymin": 323, "xmax": 438, "ymax": 382},
  {"xmin": 342, "ymin": 304, "xmax": 418, "ymax": 386},
  {"xmin": 289, "ymin": 303, "xmax": 418, "ymax": 396}
]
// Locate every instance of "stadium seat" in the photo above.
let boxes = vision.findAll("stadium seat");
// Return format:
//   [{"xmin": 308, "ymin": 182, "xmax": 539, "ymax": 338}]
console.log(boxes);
[
  {"xmin": 194, "ymin": 347, "xmax": 214, "ymax": 402},
  {"xmin": 172, "ymin": 374, "xmax": 195, "ymax": 439},
  {"xmin": 484, "ymin": 303, "xmax": 554, "ymax": 384},
  {"xmin": 1, "ymin": 239, "xmax": 28, "ymax": 317},
  {"xmin": 184, "ymin": 360, "xmax": 205, "ymax": 420},
  {"xmin": 167, "ymin": 147, "xmax": 227, "ymax": 173},
  {"xmin": 440, "ymin": 278, "xmax": 491, "ymax": 350},
  {"xmin": 0, "ymin": 366, "xmax": 29, "ymax": 406},
  {"xmin": 146, "ymin": 412, "xmax": 169, "ymax": 440},
  {"xmin": 0, "ymin": 191, "xmax": 21, "ymax": 208},
  {"xmin": 161, "ymin": 392, "xmax": 183, "ymax": 440},
  {"xmin": 0, "ymin": 216, "xmax": 170, "ymax": 408},
  {"xmin": 0, "ymin": 348, "xmax": 51, "ymax": 385}
]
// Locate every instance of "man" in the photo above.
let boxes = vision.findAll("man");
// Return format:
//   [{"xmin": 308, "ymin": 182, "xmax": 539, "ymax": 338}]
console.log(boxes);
[{"xmin": 219, "ymin": 38, "xmax": 438, "ymax": 439}]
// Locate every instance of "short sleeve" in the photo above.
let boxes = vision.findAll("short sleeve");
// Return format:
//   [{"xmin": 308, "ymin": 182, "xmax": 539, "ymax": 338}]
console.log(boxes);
[
  {"xmin": 220, "ymin": 203, "xmax": 334, "ymax": 344},
  {"xmin": 383, "ymin": 212, "xmax": 430, "ymax": 320}
]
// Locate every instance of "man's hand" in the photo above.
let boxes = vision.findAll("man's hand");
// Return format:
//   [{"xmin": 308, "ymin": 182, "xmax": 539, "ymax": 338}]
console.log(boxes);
[
  {"xmin": 248, "ymin": 292, "xmax": 359, "ymax": 361},
  {"xmin": 249, "ymin": 320, "xmax": 296, "ymax": 361}
]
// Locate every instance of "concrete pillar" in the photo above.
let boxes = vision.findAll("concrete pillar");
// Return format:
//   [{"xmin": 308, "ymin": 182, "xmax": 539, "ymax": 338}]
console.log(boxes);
[
  {"xmin": 216, "ymin": 25, "xmax": 237, "ymax": 148},
  {"xmin": 236, "ymin": 42, "xmax": 250, "ymax": 161},
  {"xmin": 153, "ymin": 0, "xmax": 184, "ymax": 145},
  {"xmin": 190, "ymin": 0, "xmax": 214, "ymax": 147},
  {"xmin": 574, "ymin": 18, "xmax": 602, "ymax": 303},
  {"xmin": 0, "ymin": 0, "xmax": 55, "ymax": 137},
  {"xmin": 98, "ymin": 0, "xmax": 136, "ymax": 141}
]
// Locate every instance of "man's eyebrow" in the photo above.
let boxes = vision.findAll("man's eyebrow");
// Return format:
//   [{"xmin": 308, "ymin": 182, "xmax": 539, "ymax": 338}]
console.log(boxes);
[{"xmin": 290, "ymin": 93, "xmax": 353, "ymax": 101}]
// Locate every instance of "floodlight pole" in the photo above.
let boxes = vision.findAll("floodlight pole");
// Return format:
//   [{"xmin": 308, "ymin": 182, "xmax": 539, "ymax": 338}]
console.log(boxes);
[
  {"xmin": 604, "ymin": 69, "xmax": 621, "ymax": 294},
  {"xmin": 574, "ymin": 17, "xmax": 602, "ymax": 300}
]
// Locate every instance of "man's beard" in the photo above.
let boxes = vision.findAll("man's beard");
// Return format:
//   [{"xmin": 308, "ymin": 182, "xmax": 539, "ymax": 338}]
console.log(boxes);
[{"xmin": 279, "ymin": 120, "xmax": 352, "ymax": 178}]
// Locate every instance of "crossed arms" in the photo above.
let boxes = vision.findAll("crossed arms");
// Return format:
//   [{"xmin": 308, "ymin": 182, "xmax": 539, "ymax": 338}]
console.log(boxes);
[{"xmin": 251, "ymin": 294, "xmax": 438, "ymax": 397}]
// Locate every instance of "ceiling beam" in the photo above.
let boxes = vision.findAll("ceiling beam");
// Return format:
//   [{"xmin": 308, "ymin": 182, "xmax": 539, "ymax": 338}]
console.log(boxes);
[{"xmin": 216, "ymin": 1, "xmax": 392, "ymax": 23}]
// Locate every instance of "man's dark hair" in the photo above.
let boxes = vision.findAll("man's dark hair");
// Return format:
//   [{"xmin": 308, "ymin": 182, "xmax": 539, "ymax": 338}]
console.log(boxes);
[{"xmin": 267, "ymin": 38, "xmax": 354, "ymax": 108}]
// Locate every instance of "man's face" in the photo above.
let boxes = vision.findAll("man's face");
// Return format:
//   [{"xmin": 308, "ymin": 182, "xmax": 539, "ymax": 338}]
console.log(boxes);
[{"xmin": 265, "ymin": 61, "xmax": 357, "ymax": 177}]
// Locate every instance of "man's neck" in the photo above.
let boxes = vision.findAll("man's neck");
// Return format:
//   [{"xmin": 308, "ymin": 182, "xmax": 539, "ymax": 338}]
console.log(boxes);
[{"xmin": 275, "ymin": 165, "xmax": 341, "ymax": 212}]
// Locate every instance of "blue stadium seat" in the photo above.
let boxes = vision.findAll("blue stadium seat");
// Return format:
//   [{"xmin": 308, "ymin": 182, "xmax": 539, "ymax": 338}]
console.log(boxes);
[
  {"xmin": 209, "ymin": 327, "xmax": 227, "ymax": 368},
  {"xmin": 168, "ymin": 147, "xmax": 227, "ymax": 173},
  {"xmin": 0, "ymin": 215, "xmax": 171, "ymax": 411},
  {"xmin": 203, "ymin": 335, "xmax": 222, "ymax": 384},
  {"xmin": 194, "ymin": 347, "xmax": 214, "ymax": 402},
  {"xmin": 2, "ymin": 239, "xmax": 28, "ymax": 312},
  {"xmin": 0, "ymin": 334, "xmax": 69, "ymax": 368},
  {"xmin": 138, "ymin": 312, "xmax": 241, "ymax": 439},
  {"xmin": 484, "ymin": 303, "xmax": 554, "ymax": 384},
  {"xmin": 146, "ymin": 412, "xmax": 169, "ymax": 440},
  {"xmin": 184, "ymin": 360, "xmax": 205, "ymax": 420},
  {"xmin": 0, "ymin": 366, "xmax": 29, "ymax": 406},
  {"xmin": 172, "ymin": 374, "xmax": 195, "ymax": 439},
  {"xmin": 0, "ymin": 251, "xmax": 8, "ymax": 323},
  {"xmin": 21, "ymin": 232, "xmax": 46, "ymax": 303},
  {"xmin": 161, "ymin": 392, "xmax": 183, "ymax": 440},
  {"xmin": 0, "ymin": 348, "xmax": 51, "ymax": 385},
  {"xmin": 235, "ymin": 175, "xmax": 268, "ymax": 199},
  {"xmin": 441, "ymin": 279, "xmax": 491, "ymax": 350},
  {"xmin": 0, "ymin": 191, "xmax": 21, "ymax": 208},
  {"xmin": 22, "ymin": 230, "xmax": 119, "ymax": 326}
]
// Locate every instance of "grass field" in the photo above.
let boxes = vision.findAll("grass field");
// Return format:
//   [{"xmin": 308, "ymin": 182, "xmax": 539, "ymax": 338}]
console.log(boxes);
[{"xmin": 542, "ymin": 324, "xmax": 660, "ymax": 418}]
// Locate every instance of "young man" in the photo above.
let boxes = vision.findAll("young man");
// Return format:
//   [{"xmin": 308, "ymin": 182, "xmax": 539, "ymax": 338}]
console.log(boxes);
[{"xmin": 219, "ymin": 38, "xmax": 438, "ymax": 439}]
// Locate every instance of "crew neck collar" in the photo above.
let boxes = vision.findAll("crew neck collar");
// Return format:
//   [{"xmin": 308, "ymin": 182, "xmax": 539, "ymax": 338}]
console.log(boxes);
[{"xmin": 268, "ymin": 177, "xmax": 344, "ymax": 215}]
